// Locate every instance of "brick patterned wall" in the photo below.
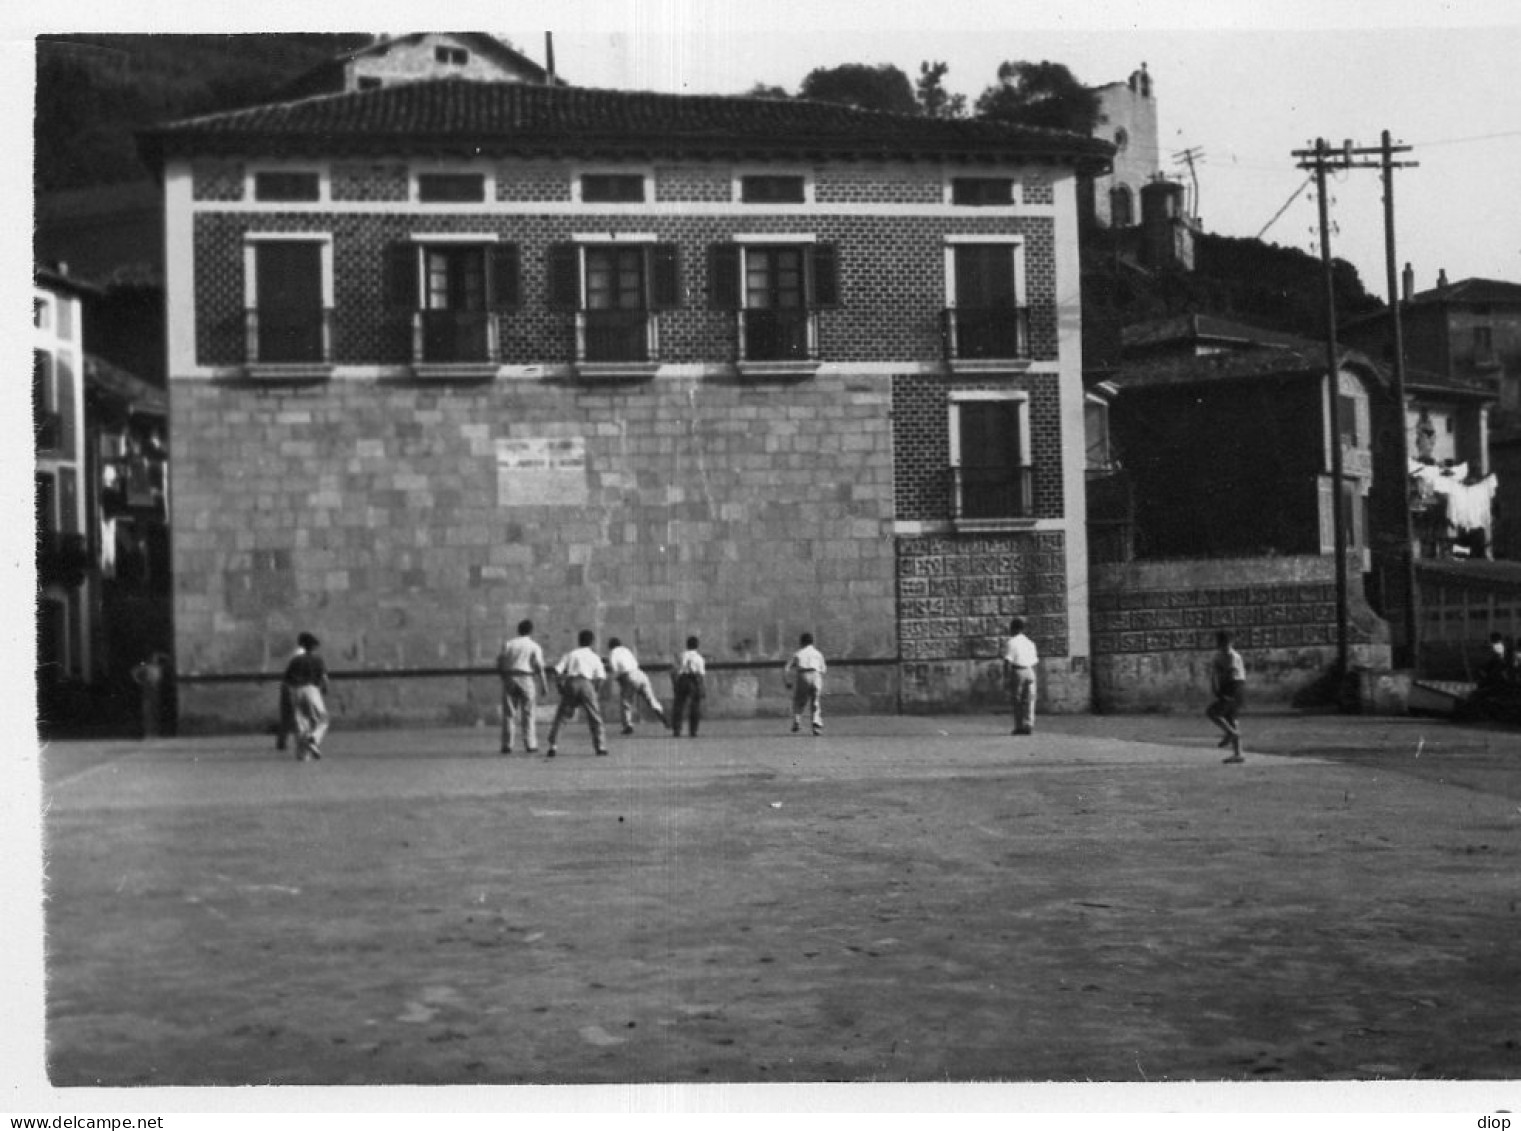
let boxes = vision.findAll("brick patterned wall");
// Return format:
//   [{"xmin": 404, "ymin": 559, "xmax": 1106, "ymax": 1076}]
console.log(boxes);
[
  {"xmin": 891, "ymin": 373, "xmax": 1065, "ymax": 521},
  {"xmin": 192, "ymin": 160, "xmax": 244, "ymax": 201},
  {"xmin": 654, "ymin": 164, "xmax": 731, "ymax": 203},
  {"xmin": 192, "ymin": 210, "xmax": 1059, "ymax": 369},
  {"xmin": 1022, "ymin": 174, "xmax": 1054, "ymax": 206},
  {"xmin": 1090, "ymin": 557, "xmax": 1391, "ymax": 710},
  {"xmin": 169, "ymin": 370, "xmax": 900, "ymax": 728},
  {"xmin": 497, "ymin": 161, "xmax": 573, "ymax": 202},
  {"xmin": 816, "ymin": 167, "xmax": 943, "ymax": 205},
  {"xmin": 331, "ymin": 161, "xmax": 409, "ymax": 202},
  {"xmin": 896, "ymin": 532, "xmax": 1069, "ymax": 661}
]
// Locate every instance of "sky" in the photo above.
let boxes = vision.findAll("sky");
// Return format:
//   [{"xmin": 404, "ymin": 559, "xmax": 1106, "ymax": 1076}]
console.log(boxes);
[
  {"xmin": 4, "ymin": 0, "xmax": 1521, "ymax": 1118},
  {"xmin": 9, "ymin": 0, "xmax": 1521, "ymax": 293}
]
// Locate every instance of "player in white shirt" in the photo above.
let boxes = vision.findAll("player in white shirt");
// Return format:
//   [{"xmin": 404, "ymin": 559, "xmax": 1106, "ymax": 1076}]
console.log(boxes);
[
  {"xmin": 546, "ymin": 629, "xmax": 609, "ymax": 757},
  {"xmin": 671, "ymin": 636, "xmax": 707, "ymax": 737},
  {"xmin": 606, "ymin": 637, "xmax": 668, "ymax": 735},
  {"xmin": 784, "ymin": 632, "xmax": 828, "ymax": 735},
  {"xmin": 1001, "ymin": 617, "xmax": 1039, "ymax": 736}
]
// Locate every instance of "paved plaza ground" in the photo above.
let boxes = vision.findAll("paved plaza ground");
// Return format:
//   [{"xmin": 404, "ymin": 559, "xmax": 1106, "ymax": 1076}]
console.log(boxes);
[{"xmin": 12, "ymin": 707, "xmax": 1521, "ymax": 1101}]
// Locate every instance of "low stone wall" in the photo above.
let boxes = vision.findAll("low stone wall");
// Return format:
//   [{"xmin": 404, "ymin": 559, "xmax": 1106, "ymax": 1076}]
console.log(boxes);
[{"xmin": 1090, "ymin": 556, "xmax": 1391, "ymax": 713}]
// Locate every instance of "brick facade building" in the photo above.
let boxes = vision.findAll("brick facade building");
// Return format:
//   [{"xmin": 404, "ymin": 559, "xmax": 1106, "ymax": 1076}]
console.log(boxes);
[{"xmin": 140, "ymin": 80, "xmax": 1111, "ymax": 731}]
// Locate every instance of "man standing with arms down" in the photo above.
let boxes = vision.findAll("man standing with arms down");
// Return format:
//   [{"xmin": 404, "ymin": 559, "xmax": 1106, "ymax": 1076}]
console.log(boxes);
[
  {"xmin": 546, "ymin": 629, "xmax": 609, "ymax": 758},
  {"xmin": 784, "ymin": 632, "xmax": 827, "ymax": 736},
  {"xmin": 284, "ymin": 631, "xmax": 330, "ymax": 761},
  {"xmin": 497, "ymin": 619, "xmax": 549, "ymax": 755},
  {"xmin": 1001, "ymin": 617, "xmax": 1039, "ymax": 737}
]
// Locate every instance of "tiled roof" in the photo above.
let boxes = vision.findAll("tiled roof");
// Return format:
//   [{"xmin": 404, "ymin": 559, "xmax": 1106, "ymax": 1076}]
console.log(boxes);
[
  {"xmin": 1121, "ymin": 313, "xmax": 1317, "ymax": 353},
  {"xmin": 138, "ymin": 79, "xmax": 1115, "ymax": 170},
  {"xmin": 85, "ymin": 354, "xmax": 166, "ymax": 416},
  {"xmin": 1103, "ymin": 342, "xmax": 1388, "ymax": 394},
  {"xmin": 1405, "ymin": 277, "xmax": 1521, "ymax": 307}
]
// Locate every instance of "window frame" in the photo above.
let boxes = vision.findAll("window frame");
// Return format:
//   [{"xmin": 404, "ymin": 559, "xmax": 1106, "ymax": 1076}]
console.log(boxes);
[
  {"xmin": 413, "ymin": 168, "xmax": 492, "ymax": 205},
  {"xmin": 948, "ymin": 176, "xmax": 1018, "ymax": 208},
  {"xmin": 576, "ymin": 170, "xmax": 652, "ymax": 204},
  {"xmin": 948, "ymin": 389, "xmax": 1034, "ymax": 528},
  {"xmin": 943, "ymin": 235, "xmax": 1030, "ymax": 368},
  {"xmin": 241, "ymin": 232, "xmax": 335, "ymax": 372},
  {"xmin": 551, "ymin": 235, "xmax": 680, "ymax": 371},
  {"xmin": 712, "ymin": 233, "xmax": 837, "ymax": 370},
  {"xmin": 395, "ymin": 233, "xmax": 517, "ymax": 371},
  {"xmin": 250, "ymin": 168, "xmax": 324, "ymax": 203},
  {"xmin": 434, "ymin": 45, "xmax": 469, "ymax": 66},
  {"xmin": 734, "ymin": 169, "xmax": 813, "ymax": 205}
]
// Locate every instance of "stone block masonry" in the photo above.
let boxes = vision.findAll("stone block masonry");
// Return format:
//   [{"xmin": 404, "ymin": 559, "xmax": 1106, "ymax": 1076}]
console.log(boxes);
[
  {"xmin": 1090, "ymin": 556, "xmax": 1391, "ymax": 712},
  {"xmin": 170, "ymin": 371, "xmax": 900, "ymax": 731}
]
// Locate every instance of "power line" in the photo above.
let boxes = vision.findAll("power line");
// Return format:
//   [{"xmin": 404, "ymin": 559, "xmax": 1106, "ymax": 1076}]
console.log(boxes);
[{"xmin": 1255, "ymin": 174, "xmax": 1313, "ymax": 240}]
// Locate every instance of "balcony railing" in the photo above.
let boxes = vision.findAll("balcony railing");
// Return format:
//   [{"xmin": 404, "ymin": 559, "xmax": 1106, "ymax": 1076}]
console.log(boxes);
[
  {"xmin": 245, "ymin": 307, "xmax": 333, "ymax": 365},
  {"xmin": 943, "ymin": 306, "xmax": 1030, "ymax": 361},
  {"xmin": 951, "ymin": 465, "xmax": 1033, "ymax": 523},
  {"xmin": 580, "ymin": 309, "xmax": 654, "ymax": 364},
  {"xmin": 738, "ymin": 308, "xmax": 818, "ymax": 362},
  {"xmin": 416, "ymin": 309, "xmax": 497, "ymax": 364}
]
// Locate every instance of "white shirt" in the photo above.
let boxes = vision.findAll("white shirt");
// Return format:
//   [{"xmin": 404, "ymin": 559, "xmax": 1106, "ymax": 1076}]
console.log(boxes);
[
  {"xmin": 1002, "ymin": 633, "xmax": 1038, "ymax": 668},
  {"xmin": 556, "ymin": 646, "xmax": 606, "ymax": 682},
  {"xmin": 786, "ymin": 645, "xmax": 827, "ymax": 676},
  {"xmin": 498, "ymin": 635, "xmax": 545, "ymax": 675},
  {"xmin": 675, "ymin": 649, "xmax": 706, "ymax": 677},
  {"xmin": 608, "ymin": 645, "xmax": 640, "ymax": 678}
]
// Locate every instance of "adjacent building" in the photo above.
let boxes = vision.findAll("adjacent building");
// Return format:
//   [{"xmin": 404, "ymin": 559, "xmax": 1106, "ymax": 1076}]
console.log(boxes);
[
  {"xmin": 1085, "ymin": 314, "xmax": 1392, "ymax": 709},
  {"xmin": 138, "ymin": 79, "xmax": 1111, "ymax": 731}
]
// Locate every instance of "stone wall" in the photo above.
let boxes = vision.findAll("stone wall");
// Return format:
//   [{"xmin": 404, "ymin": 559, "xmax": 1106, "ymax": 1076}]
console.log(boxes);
[
  {"xmin": 896, "ymin": 531, "xmax": 1088, "ymax": 714},
  {"xmin": 170, "ymin": 370, "xmax": 900, "ymax": 731},
  {"xmin": 1090, "ymin": 556, "xmax": 1391, "ymax": 712}
]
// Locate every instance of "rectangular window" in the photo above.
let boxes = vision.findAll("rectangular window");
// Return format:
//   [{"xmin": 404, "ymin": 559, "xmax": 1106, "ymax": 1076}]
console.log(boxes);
[
  {"xmin": 254, "ymin": 171, "xmax": 321, "ymax": 202},
  {"xmin": 1337, "ymin": 393, "xmax": 1359, "ymax": 446},
  {"xmin": 581, "ymin": 174, "xmax": 646, "ymax": 203},
  {"xmin": 435, "ymin": 46, "xmax": 469, "ymax": 65},
  {"xmin": 418, "ymin": 173, "xmax": 486, "ymax": 203},
  {"xmin": 390, "ymin": 240, "xmax": 518, "ymax": 365},
  {"xmin": 1474, "ymin": 325, "xmax": 1494, "ymax": 356},
  {"xmin": 34, "ymin": 297, "xmax": 50, "ymax": 329},
  {"xmin": 251, "ymin": 241, "xmax": 328, "ymax": 363},
  {"xmin": 549, "ymin": 242, "xmax": 679, "ymax": 364},
  {"xmin": 33, "ymin": 351, "xmax": 59, "ymax": 451},
  {"xmin": 358, "ymin": 76, "xmax": 382, "ymax": 90},
  {"xmin": 56, "ymin": 295, "xmax": 73, "ymax": 341},
  {"xmin": 422, "ymin": 245, "xmax": 490, "ymax": 362},
  {"xmin": 951, "ymin": 395, "xmax": 1032, "ymax": 522},
  {"xmin": 947, "ymin": 242, "xmax": 1028, "ymax": 360},
  {"xmin": 951, "ymin": 177, "xmax": 1014, "ymax": 206},
  {"xmin": 741, "ymin": 175, "xmax": 806, "ymax": 204}
]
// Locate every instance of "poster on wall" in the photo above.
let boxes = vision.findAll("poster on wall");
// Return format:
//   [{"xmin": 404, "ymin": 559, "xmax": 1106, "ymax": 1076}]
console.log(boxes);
[{"xmin": 494, "ymin": 437, "xmax": 589, "ymax": 507}]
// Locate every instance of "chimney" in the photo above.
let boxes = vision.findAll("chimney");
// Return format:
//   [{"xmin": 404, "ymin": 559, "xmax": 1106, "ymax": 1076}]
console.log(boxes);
[
  {"xmin": 545, "ymin": 31, "xmax": 555, "ymax": 83},
  {"xmin": 1437, "ymin": 268, "xmax": 1449, "ymax": 289},
  {"xmin": 1402, "ymin": 262, "xmax": 1414, "ymax": 302}
]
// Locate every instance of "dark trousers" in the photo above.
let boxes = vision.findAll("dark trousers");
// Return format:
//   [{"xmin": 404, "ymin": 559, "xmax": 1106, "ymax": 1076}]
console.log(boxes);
[{"xmin": 672, "ymin": 673, "xmax": 704, "ymax": 736}]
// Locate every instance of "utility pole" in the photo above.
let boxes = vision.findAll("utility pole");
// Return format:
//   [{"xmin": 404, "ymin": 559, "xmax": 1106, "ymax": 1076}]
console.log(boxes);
[
  {"xmin": 1378, "ymin": 130, "xmax": 1420, "ymax": 668},
  {"xmin": 1293, "ymin": 134, "xmax": 1419, "ymax": 684},
  {"xmin": 1294, "ymin": 137, "xmax": 1352, "ymax": 681},
  {"xmin": 1172, "ymin": 146, "xmax": 1204, "ymax": 220}
]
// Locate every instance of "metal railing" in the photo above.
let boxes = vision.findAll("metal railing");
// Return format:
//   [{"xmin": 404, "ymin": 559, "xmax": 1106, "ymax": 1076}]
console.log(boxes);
[
  {"xmin": 738, "ymin": 308, "xmax": 818, "ymax": 362},
  {"xmin": 245, "ymin": 307, "xmax": 333, "ymax": 365},
  {"xmin": 416, "ymin": 309, "xmax": 497, "ymax": 364},
  {"xmin": 943, "ymin": 306, "xmax": 1030, "ymax": 361},
  {"xmin": 950, "ymin": 465, "xmax": 1033, "ymax": 521},
  {"xmin": 580, "ymin": 309, "xmax": 654, "ymax": 363}
]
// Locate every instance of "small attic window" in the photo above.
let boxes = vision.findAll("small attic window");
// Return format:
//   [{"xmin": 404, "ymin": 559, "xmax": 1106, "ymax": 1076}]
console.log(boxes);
[
  {"xmin": 357, "ymin": 76, "xmax": 382, "ymax": 90},
  {"xmin": 435, "ymin": 46, "xmax": 469, "ymax": 65}
]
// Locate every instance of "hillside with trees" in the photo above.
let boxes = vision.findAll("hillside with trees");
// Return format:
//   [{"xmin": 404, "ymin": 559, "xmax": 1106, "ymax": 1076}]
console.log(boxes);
[{"xmin": 35, "ymin": 33, "xmax": 371, "ymax": 191}]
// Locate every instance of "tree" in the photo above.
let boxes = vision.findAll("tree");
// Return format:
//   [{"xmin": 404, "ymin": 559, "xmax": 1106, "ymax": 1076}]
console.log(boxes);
[
  {"xmin": 915, "ymin": 61, "xmax": 966, "ymax": 119},
  {"xmin": 797, "ymin": 63, "xmax": 917, "ymax": 115},
  {"xmin": 743, "ymin": 82, "xmax": 792, "ymax": 100},
  {"xmin": 973, "ymin": 60, "xmax": 1102, "ymax": 135}
]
